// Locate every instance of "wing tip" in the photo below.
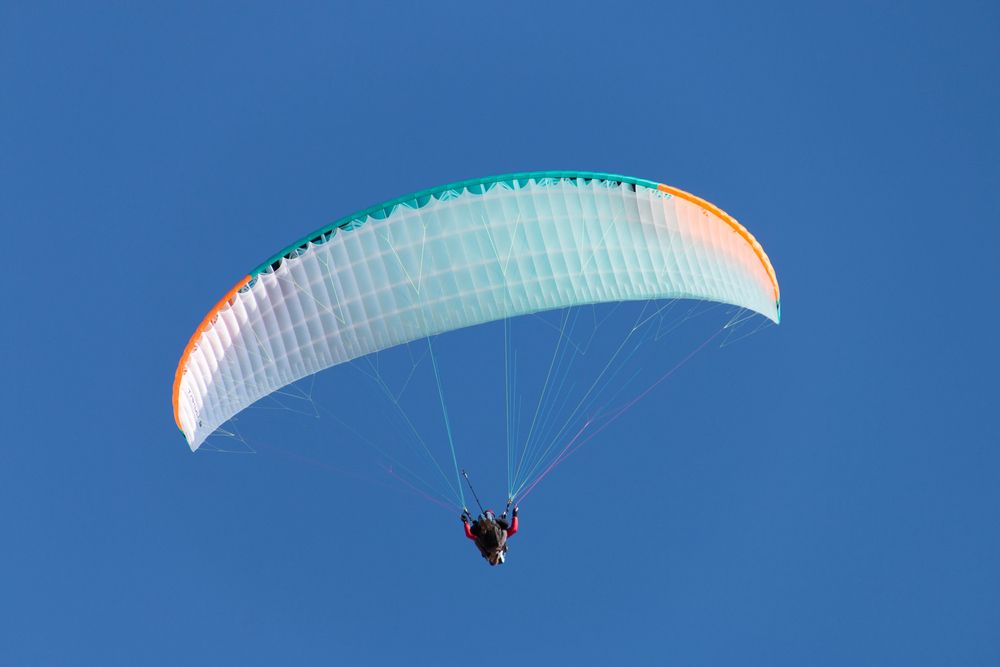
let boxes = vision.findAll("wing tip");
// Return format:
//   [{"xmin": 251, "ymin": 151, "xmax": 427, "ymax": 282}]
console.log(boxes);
[
  {"xmin": 171, "ymin": 275, "xmax": 252, "ymax": 434},
  {"xmin": 656, "ymin": 183, "xmax": 780, "ymax": 306}
]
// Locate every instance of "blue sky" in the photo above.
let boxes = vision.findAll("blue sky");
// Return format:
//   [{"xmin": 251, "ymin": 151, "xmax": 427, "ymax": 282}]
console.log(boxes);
[{"xmin": 2, "ymin": 1, "xmax": 998, "ymax": 664}]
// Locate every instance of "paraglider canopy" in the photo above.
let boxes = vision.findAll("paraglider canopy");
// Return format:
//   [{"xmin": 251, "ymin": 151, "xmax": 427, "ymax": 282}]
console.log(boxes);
[{"xmin": 173, "ymin": 171, "xmax": 779, "ymax": 450}]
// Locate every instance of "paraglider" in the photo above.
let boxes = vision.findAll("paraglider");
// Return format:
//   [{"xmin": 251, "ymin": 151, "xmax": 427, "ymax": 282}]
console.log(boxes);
[
  {"xmin": 463, "ymin": 507, "xmax": 519, "ymax": 566},
  {"xmin": 459, "ymin": 469, "xmax": 519, "ymax": 565},
  {"xmin": 172, "ymin": 171, "xmax": 780, "ymax": 560}
]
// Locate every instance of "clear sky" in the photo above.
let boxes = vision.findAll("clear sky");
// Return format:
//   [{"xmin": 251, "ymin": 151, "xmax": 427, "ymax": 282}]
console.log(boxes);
[{"xmin": 3, "ymin": 1, "xmax": 998, "ymax": 664}]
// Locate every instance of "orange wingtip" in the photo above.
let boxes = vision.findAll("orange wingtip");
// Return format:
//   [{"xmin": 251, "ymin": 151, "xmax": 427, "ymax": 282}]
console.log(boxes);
[
  {"xmin": 657, "ymin": 183, "xmax": 779, "ymax": 303},
  {"xmin": 172, "ymin": 275, "xmax": 252, "ymax": 431}
]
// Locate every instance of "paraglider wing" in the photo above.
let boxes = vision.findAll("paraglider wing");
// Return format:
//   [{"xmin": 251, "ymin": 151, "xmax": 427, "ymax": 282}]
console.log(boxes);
[{"xmin": 173, "ymin": 172, "xmax": 779, "ymax": 450}]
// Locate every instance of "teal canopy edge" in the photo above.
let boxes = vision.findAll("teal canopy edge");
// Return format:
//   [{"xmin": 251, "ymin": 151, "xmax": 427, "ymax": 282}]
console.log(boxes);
[{"xmin": 247, "ymin": 171, "xmax": 663, "ymax": 281}]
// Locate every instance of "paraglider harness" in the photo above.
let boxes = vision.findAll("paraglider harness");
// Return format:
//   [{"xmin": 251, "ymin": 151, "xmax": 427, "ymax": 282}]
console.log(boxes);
[
  {"xmin": 470, "ymin": 512, "xmax": 510, "ymax": 564},
  {"xmin": 461, "ymin": 470, "xmax": 515, "ymax": 565}
]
